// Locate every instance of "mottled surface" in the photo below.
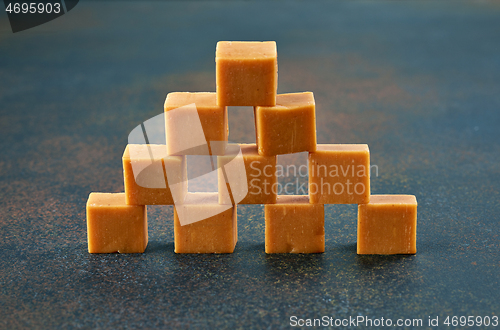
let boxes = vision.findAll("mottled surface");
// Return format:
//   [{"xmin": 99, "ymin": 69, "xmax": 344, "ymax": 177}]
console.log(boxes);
[{"xmin": 0, "ymin": 1, "xmax": 499, "ymax": 329}]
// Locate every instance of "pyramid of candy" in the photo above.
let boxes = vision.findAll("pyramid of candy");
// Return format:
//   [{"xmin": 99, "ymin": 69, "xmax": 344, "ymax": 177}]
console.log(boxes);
[{"xmin": 86, "ymin": 41, "xmax": 418, "ymax": 255}]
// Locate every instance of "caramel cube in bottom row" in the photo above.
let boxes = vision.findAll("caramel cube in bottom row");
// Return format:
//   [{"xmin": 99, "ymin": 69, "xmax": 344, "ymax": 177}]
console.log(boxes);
[
  {"xmin": 174, "ymin": 193, "xmax": 237, "ymax": 253},
  {"xmin": 86, "ymin": 193, "xmax": 148, "ymax": 253},
  {"xmin": 265, "ymin": 195, "xmax": 324, "ymax": 253},
  {"xmin": 357, "ymin": 195, "xmax": 418, "ymax": 255}
]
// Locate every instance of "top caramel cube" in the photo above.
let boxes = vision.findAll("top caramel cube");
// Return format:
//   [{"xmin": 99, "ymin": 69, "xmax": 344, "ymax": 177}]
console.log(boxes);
[{"xmin": 216, "ymin": 41, "xmax": 278, "ymax": 106}]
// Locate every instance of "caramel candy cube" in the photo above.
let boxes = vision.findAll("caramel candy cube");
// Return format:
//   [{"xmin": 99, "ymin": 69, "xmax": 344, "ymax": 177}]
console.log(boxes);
[
  {"xmin": 255, "ymin": 92, "xmax": 317, "ymax": 156},
  {"xmin": 357, "ymin": 195, "xmax": 418, "ymax": 255},
  {"xmin": 309, "ymin": 144, "xmax": 370, "ymax": 204},
  {"xmin": 86, "ymin": 193, "xmax": 148, "ymax": 253},
  {"xmin": 265, "ymin": 195, "xmax": 324, "ymax": 253},
  {"xmin": 218, "ymin": 144, "xmax": 277, "ymax": 204},
  {"xmin": 164, "ymin": 92, "xmax": 228, "ymax": 155},
  {"xmin": 123, "ymin": 144, "xmax": 187, "ymax": 205},
  {"xmin": 216, "ymin": 41, "xmax": 277, "ymax": 106},
  {"xmin": 174, "ymin": 193, "xmax": 237, "ymax": 253}
]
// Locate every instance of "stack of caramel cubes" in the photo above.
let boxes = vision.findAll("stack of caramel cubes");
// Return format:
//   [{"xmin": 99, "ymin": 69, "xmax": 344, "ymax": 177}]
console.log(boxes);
[{"xmin": 86, "ymin": 41, "xmax": 418, "ymax": 255}]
